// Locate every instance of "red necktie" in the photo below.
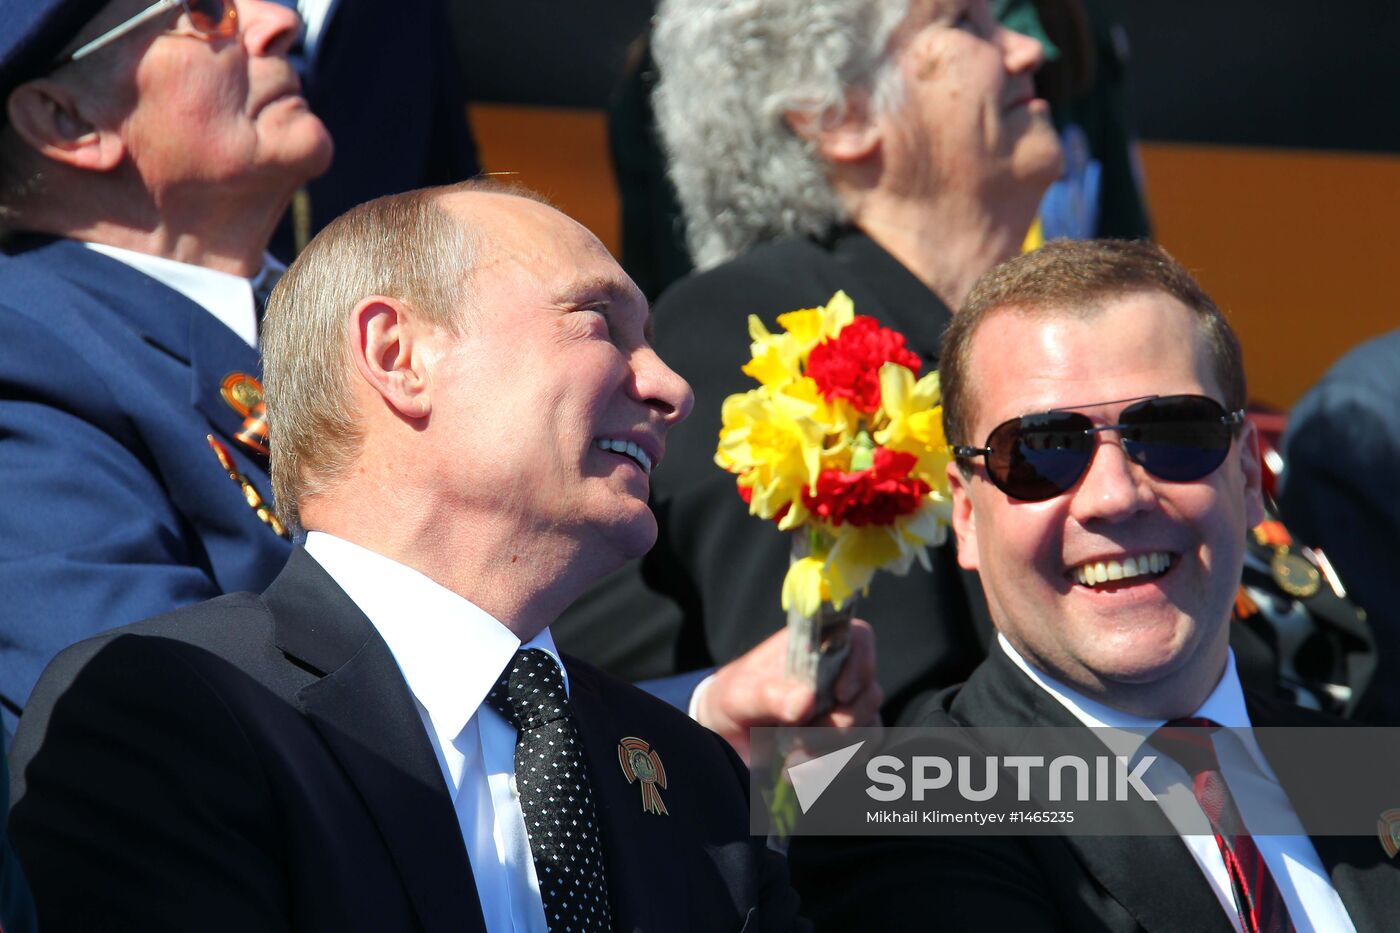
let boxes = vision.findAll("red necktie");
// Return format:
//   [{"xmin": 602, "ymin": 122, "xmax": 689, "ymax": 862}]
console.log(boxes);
[{"xmin": 1151, "ymin": 717, "xmax": 1295, "ymax": 933}]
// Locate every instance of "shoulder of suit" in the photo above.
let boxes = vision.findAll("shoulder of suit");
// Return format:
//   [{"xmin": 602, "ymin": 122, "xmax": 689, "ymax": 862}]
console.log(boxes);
[
  {"xmin": 561, "ymin": 654, "xmax": 732, "ymax": 747},
  {"xmin": 49, "ymin": 591, "xmax": 275, "ymax": 669}
]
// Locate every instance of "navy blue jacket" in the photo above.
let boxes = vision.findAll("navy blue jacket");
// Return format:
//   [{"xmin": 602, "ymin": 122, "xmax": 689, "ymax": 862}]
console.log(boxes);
[
  {"xmin": 0, "ymin": 238, "xmax": 292, "ymax": 735},
  {"xmin": 1281, "ymin": 327, "xmax": 1400, "ymax": 722}
]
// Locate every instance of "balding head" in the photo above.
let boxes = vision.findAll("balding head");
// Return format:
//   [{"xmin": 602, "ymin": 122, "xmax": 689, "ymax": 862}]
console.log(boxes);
[{"xmin": 263, "ymin": 179, "xmax": 551, "ymax": 531}]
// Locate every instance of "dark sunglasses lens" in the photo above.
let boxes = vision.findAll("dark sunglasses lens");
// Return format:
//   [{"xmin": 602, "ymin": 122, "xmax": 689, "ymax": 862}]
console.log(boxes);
[
  {"xmin": 1119, "ymin": 395, "xmax": 1232, "ymax": 481},
  {"xmin": 986, "ymin": 411, "xmax": 1095, "ymax": 501},
  {"xmin": 187, "ymin": 0, "xmax": 237, "ymax": 36}
]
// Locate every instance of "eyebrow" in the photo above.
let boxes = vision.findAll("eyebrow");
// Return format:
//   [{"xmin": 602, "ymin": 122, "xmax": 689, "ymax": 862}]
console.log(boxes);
[{"xmin": 555, "ymin": 274, "xmax": 654, "ymax": 338}]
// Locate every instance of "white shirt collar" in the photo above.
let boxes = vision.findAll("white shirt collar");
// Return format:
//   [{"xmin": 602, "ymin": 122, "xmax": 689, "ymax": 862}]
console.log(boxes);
[
  {"xmin": 303, "ymin": 531, "xmax": 567, "ymax": 744},
  {"xmin": 996, "ymin": 632, "xmax": 1271, "ymax": 772},
  {"xmin": 81, "ymin": 242, "xmax": 283, "ymax": 349}
]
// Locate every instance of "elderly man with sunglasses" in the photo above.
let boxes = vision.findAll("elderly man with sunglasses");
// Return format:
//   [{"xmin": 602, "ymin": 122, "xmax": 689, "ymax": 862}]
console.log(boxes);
[
  {"xmin": 790, "ymin": 239, "xmax": 1400, "ymax": 932},
  {"xmin": 0, "ymin": 0, "xmax": 330, "ymax": 739}
]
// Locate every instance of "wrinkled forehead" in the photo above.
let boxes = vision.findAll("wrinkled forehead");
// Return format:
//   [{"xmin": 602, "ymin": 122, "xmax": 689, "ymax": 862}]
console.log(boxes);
[{"xmin": 964, "ymin": 296, "xmax": 1220, "ymax": 434}]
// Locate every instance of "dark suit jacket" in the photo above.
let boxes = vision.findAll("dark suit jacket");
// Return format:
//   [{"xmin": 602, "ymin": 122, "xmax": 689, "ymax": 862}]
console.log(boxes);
[
  {"xmin": 269, "ymin": 0, "xmax": 479, "ymax": 261},
  {"xmin": 8, "ymin": 549, "xmax": 802, "ymax": 932},
  {"xmin": 791, "ymin": 646, "xmax": 1400, "ymax": 931},
  {"xmin": 0, "ymin": 238, "xmax": 292, "ymax": 736},
  {"xmin": 554, "ymin": 229, "xmax": 991, "ymax": 723}
]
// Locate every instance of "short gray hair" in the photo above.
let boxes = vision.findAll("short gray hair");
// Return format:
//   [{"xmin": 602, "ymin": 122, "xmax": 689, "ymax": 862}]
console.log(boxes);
[
  {"xmin": 652, "ymin": 0, "xmax": 911, "ymax": 269},
  {"xmin": 262, "ymin": 179, "xmax": 543, "ymax": 532}
]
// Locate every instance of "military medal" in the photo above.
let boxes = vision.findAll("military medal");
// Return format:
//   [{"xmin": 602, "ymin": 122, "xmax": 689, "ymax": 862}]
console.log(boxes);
[
  {"xmin": 220, "ymin": 373, "xmax": 270, "ymax": 457},
  {"xmin": 617, "ymin": 737, "xmax": 668, "ymax": 815},
  {"xmin": 207, "ymin": 435, "xmax": 288, "ymax": 538},
  {"xmin": 1253, "ymin": 520, "xmax": 1321, "ymax": 599}
]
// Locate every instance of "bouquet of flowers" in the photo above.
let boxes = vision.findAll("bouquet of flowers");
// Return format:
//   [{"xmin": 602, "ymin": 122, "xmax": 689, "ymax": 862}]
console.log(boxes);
[{"xmin": 715, "ymin": 291, "xmax": 953, "ymax": 694}]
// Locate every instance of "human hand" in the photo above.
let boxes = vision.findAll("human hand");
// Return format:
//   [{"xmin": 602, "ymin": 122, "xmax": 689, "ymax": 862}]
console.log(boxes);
[{"xmin": 694, "ymin": 618, "xmax": 881, "ymax": 764}]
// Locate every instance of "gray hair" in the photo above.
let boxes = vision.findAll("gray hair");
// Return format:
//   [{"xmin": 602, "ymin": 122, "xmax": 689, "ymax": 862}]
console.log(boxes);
[
  {"xmin": 263, "ymin": 179, "xmax": 544, "ymax": 532},
  {"xmin": 652, "ymin": 0, "xmax": 911, "ymax": 269}
]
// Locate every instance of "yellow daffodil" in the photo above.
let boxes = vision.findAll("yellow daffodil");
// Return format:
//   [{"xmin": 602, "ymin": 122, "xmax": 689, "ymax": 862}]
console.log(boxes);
[
  {"xmin": 781, "ymin": 555, "xmax": 829, "ymax": 618},
  {"xmin": 873, "ymin": 362, "xmax": 953, "ymax": 493},
  {"xmin": 822, "ymin": 496, "xmax": 949, "ymax": 608},
  {"xmin": 716, "ymin": 384, "xmax": 823, "ymax": 525}
]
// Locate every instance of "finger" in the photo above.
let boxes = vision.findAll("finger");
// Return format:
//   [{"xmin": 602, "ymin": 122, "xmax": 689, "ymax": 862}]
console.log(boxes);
[{"xmin": 814, "ymin": 683, "xmax": 883, "ymax": 729}]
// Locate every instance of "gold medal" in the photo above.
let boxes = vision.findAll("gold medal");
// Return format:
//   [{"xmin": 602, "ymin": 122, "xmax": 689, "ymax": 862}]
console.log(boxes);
[
  {"xmin": 220, "ymin": 373, "xmax": 271, "ymax": 457},
  {"xmin": 618, "ymin": 737, "xmax": 669, "ymax": 815},
  {"xmin": 1270, "ymin": 548, "xmax": 1321, "ymax": 599}
]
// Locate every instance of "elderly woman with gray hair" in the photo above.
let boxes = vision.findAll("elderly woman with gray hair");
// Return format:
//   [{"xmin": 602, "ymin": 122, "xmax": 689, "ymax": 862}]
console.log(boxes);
[{"xmin": 557, "ymin": 0, "xmax": 1063, "ymax": 726}]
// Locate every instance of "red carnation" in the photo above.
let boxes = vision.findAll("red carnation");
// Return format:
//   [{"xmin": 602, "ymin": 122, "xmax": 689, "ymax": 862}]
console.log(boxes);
[
  {"xmin": 805, "ymin": 316, "xmax": 922, "ymax": 413},
  {"xmin": 801, "ymin": 448, "xmax": 929, "ymax": 527}
]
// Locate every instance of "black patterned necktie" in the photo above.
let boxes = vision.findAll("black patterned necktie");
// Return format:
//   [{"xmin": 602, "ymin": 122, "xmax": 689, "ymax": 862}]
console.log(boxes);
[
  {"xmin": 486, "ymin": 648, "xmax": 612, "ymax": 932},
  {"xmin": 1151, "ymin": 718, "xmax": 1295, "ymax": 933}
]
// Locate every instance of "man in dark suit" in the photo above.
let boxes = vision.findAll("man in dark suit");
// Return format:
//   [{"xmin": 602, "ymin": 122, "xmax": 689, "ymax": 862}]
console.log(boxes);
[
  {"xmin": 10, "ymin": 181, "xmax": 805, "ymax": 931},
  {"xmin": 792, "ymin": 239, "xmax": 1400, "ymax": 930},
  {"xmin": 0, "ymin": 0, "xmax": 332, "ymax": 738}
]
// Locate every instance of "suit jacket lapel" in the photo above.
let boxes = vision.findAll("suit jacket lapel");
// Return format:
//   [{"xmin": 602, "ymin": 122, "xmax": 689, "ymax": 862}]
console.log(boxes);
[
  {"xmin": 948, "ymin": 649, "xmax": 1234, "ymax": 932},
  {"xmin": 568, "ymin": 662, "xmax": 690, "ymax": 933},
  {"xmin": 266, "ymin": 550, "xmax": 486, "ymax": 933},
  {"xmin": 21, "ymin": 238, "xmax": 271, "ymax": 475}
]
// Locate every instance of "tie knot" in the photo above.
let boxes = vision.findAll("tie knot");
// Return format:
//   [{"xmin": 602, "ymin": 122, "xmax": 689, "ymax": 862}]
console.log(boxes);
[
  {"xmin": 486, "ymin": 648, "xmax": 570, "ymax": 731},
  {"xmin": 1150, "ymin": 716, "xmax": 1223, "ymax": 777}
]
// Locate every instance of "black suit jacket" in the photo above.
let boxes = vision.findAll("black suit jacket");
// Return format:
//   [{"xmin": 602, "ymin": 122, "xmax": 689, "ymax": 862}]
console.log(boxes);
[
  {"xmin": 9, "ymin": 550, "xmax": 802, "ymax": 932},
  {"xmin": 791, "ymin": 646, "xmax": 1400, "ymax": 931},
  {"xmin": 554, "ymin": 229, "xmax": 991, "ymax": 723}
]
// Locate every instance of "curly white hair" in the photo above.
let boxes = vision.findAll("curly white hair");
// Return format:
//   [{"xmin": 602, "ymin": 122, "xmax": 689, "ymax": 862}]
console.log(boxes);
[{"xmin": 652, "ymin": 0, "xmax": 912, "ymax": 269}]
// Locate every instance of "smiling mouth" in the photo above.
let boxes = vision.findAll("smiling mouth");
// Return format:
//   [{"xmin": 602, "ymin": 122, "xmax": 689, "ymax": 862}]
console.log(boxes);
[
  {"xmin": 595, "ymin": 438, "xmax": 653, "ymax": 474},
  {"xmin": 1069, "ymin": 552, "xmax": 1175, "ymax": 589}
]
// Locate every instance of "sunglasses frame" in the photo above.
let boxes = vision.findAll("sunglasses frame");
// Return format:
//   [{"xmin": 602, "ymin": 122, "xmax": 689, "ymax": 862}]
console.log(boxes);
[
  {"xmin": 64, "ymin": 0, "xmax": 239, "ymax": 64},
  {"xmin": 954, "ymin": 394, "xmax": 1246, "ymax": 502}
]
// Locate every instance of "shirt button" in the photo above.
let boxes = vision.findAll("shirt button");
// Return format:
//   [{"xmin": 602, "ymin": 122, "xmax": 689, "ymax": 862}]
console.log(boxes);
[{"xmin": 509, "ymin": 774, "xmax": 520, "ymax": 797}]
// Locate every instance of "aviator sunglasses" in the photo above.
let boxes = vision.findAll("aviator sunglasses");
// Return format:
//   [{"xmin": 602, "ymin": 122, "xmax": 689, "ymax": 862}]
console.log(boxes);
[
  {"xmin": 63, "ymin": 0, "xmax": 239, "ymax": 63},
  {"xmin": 954, "ymin": 394, "xmax": 1245, "ymax": 502}
]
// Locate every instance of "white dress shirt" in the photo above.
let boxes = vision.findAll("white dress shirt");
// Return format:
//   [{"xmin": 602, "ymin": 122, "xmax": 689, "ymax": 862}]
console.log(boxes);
[
  {"xmin": 82, "ymin": 242, "xmax": 283, "ymax": 349},
  {"xmin": 998, "ymin": 634, "xmax": 1356, "ymax": 933},
  {"xmin": 304, "ymin": 532, "xmax": 553, "ymax": 932}
]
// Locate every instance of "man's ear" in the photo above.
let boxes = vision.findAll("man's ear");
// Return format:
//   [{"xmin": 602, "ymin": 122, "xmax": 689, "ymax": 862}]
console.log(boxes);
[
  {"xmin": 784, "ymin": 91, "xmax": 881, "ymax": 164},
  {"xmin": 5, "ymin": 79, "xmax": 125, "ymax": 171},
  {"xmin": 1237, "ymin": 419, "xmax": 1266, "ymax": 529},
  {"xmin": 947, "ymin": 460, "xmax": 980, "ymax": 571},
  {"xmin": 349, "ymin": 297, "xmax": 434, "ymax": 421}
]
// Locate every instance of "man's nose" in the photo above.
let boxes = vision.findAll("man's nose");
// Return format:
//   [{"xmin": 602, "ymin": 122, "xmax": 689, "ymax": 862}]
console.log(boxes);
[
  {"xmin": 632, "ymin": 346, "xmax": 693, "ymax": 426},
  {"xmin": 1067, "ymin": 433, "xmax": 1158, "ymax": 524}
]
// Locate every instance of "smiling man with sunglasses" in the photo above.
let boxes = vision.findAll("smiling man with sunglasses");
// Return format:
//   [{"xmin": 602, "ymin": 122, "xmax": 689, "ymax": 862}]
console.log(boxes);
[
  {"xmin": 0, "ymin": 0, "xmax": 331, "ymax": 740},
  {"xmin": 792, "ymin": 239, "xmax": 1400, "ymax": 931}
]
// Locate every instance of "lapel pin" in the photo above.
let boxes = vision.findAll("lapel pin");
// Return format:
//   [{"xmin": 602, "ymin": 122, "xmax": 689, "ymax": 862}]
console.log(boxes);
[
  {"xmin": 1378, "ymin": 808, "xmax": 1400, "ymax": 858},
  {"xmin": 618, "ymin": 737, "xmax": 668, "ymax": 816},
  {"xmin": 220, "ymin": 372, "xmax": 270, "ymax": 457}
]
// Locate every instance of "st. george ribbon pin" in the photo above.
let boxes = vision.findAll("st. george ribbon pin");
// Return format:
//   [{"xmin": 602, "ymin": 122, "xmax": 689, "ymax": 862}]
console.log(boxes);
[{"xmin": 618, "ymin": 737, "xmax": 669, "ymax": 815}]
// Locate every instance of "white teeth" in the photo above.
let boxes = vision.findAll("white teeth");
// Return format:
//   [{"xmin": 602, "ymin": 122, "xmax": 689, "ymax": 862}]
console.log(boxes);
[
  {"xmin": 1072, "ymin": 552, "xmax": 1174, "ymax": 587},
  {"xmin": 595, "ymin": 438, "xmax": 652, "ymax": 475}
]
